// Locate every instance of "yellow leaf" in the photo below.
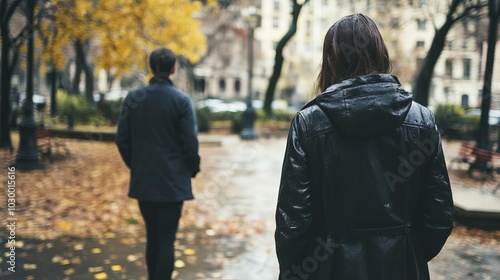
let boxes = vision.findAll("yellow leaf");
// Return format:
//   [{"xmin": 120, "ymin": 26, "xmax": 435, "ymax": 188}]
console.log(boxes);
[
  {"xmin": 111, "ymin": 265, "xmax": 122, "ymax": 271},
  {"xmin": 60, "ymin": 259, "xmax": 70, "ymax": 265},
  {"xmin": 174, "ymin": 259, "xmax": 185, "ymax": 268},
  {"xmin": 51, "ymin": 255, "xmax": 63, "ymax": 263},
  {"xmin": 183, "ymin": 248, "xmax": 196, "ymax": 256},
  {"xmin": 91, "ymin": 248, "xmax": 102, "ymax": 254},
  {"xmin": 64, "ymin": 268, "xmax": 75, "ymax": 275},
  {"xmin": 94, "ymin": 272, "xmax": 108, "ymax": 280},
  {"xmin": 53, "ymin": 221, "xmax": 73, "ymax": 231},
  {"xmin": 23, "ymin": 264, "xmax": 37, "ymax": 270},
  {"xmin": 89, "ymin": 266, "xmax": 103, "ymax": 273}
]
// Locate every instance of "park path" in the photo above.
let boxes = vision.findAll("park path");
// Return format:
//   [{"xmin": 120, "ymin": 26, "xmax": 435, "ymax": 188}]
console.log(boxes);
[{"xmin": 1, "ymin": 135, "xmax": 499, "ymax": 279}]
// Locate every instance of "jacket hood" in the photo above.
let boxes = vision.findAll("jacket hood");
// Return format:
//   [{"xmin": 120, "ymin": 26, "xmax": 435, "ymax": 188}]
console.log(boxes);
[{"xmin": 304, "ymin": 74, "xmax": 412, "ymax": 138}]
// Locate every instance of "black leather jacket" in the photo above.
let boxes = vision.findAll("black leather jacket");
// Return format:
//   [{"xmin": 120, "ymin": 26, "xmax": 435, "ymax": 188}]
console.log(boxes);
[{"xmin": 275, "ymin": 74, "xmax": 453, "ymax": 280}]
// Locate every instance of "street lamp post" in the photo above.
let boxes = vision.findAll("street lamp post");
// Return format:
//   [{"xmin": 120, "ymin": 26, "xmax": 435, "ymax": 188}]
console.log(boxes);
[
  {"xmin": 240, "ymin": 6, "xmax": 259, "ymax": 140},
  {"xmin": 14, "ymin": 0, "xmax": 43, "ymax": 170}
]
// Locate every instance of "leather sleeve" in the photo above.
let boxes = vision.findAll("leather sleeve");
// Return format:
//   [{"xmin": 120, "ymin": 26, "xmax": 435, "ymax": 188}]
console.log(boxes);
[
  {"xmin": 275, "ymin": 113, "xmax": 314, "ymax": 277},
  {"xmin": 419, "ymin": 130, "xmax": 454, "ymax": 261}
]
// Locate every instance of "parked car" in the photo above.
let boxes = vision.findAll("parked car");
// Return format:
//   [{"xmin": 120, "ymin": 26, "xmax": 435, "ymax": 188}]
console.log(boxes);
[
  {"xmin": 465, "ymin": 108, "xmax": 500, "ymax": 125},
  {"xmin": 196, "ymin": 98, "xmax": 247, "ymax": 113},
  {"xmin": 19, "ymin": 93, "xmax": 47, "ymax": 111}
]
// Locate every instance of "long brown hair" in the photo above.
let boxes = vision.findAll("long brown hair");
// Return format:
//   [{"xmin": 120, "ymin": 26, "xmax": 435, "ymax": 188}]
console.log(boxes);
[{"xmin": 315, "ymin": 14, "xmax": 391, "ymax": 94}]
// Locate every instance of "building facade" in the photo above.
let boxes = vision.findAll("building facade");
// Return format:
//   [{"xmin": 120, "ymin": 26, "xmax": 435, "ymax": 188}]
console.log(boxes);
[{"xmin": 194, "ymin": 0, "xmax": 495, "ymax": 110}]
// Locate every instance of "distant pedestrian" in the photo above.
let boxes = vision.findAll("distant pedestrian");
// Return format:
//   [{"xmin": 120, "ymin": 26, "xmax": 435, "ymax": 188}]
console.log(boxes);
[
  {"xmin": 275, "ymin": 14, "xmax": 453, "ymax": 279},
  {"xmin": 116, "ymin": 47, "xmax": 200, "ymax": 280}
]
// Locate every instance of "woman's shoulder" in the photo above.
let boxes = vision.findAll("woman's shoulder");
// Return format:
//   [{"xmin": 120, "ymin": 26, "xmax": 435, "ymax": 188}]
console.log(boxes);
[
  {"xmin": 292, "ymin": 104, "xmax": 333, "ymax": 137},
  {"xmin": 403, "ymin": 101, "xmax": 437, "ymax": 130}
]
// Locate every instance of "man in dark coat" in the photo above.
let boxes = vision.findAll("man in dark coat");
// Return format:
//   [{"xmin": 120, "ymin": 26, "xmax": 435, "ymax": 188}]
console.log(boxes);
[{"xmin": 116, "ymin": 47, "xmax": 200, "ymax": 280}]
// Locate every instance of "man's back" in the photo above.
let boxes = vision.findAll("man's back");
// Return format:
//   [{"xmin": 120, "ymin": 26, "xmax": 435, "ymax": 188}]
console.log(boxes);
[{"xmin": 116, "ymin": 76, "xmax": 200, "ymax": 203}]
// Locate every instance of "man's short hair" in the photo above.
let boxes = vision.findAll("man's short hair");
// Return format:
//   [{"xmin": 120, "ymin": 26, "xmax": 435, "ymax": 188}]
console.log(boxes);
[{"xmin": 149, "ymin": 48, "xmax": 177, "ymax": 76}]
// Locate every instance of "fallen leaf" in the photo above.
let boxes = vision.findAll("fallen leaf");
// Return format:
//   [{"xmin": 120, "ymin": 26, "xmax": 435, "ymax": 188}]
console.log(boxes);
[
  {"xmin": 89, "ymin": 266, "xmax": 103, "ymax": 273},
  {"xmin": 94, "ymin": 272, "xmax": 108, "ymax": 279},
  {"xmin": 64, "ymin": 268, "xmax": 75, "ymax": 275},
  {"xmin": 91, "ymin": 248, "xmax": 102, "ymax": 254},
  {"xmin": 127, "ymin": 254, "xmax": 138, "ymax": 262},
  {"xmin": 174, "ymin": 260, "xmax": 185, "ymax": 268},
  {"xmin": 111, "ymin": 265, "xmax": 122, "ymax": 271},
  {"xmin": 51, "ymin": 255, "xmax": 63, "ymax": 263},
  {"xmin": 183, "ymin": 248, "xmax": 196, "ymax": 256},
  {"xmin": 23, "ymin": 263, "xmax": 37, "ymax": 270}
]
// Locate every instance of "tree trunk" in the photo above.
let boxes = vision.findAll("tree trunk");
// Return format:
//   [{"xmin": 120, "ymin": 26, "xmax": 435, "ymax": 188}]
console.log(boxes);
[
  {"xmin": 263, "ymin": 0, "xmax": 308, "ymax": 117},
  {"xmin": 413, "ymin": 21, "xmax": 454, "ymax": 106},
  {"xmin": 50, "ymin": 68, "xmax": 58, "ymax": 116},
  {"xmin": 71, "ymin": 56, "xmax": 82, "ymax": 94},
  {"xmin": 84, "ymin": 63, "xmax": 94, "ymax": 103},
  {"xmin": 0, "ymin": 0, "xmax": 23, "ymax": 148},
  {"xmin": 72, "ymin": 40, "xmax": 94, "ymax": 102},
  {"xmin": 477, "ymin": 0, "xmax": 500, "ymax": 150},
  {"xmin": 0, "ymin": 34, "xmax": 13, "ymax": 148}
]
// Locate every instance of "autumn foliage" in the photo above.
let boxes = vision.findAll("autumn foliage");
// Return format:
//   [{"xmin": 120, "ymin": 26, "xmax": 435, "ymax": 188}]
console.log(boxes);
[{"xmin": 39, "ymin": 0, "xmax": 212, "ymax": 77}]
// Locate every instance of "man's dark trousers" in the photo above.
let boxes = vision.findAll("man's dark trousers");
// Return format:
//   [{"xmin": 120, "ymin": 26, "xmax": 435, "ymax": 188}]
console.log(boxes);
[{"xmin": 138, "ymin": 201, "xmax": 183, "ymax": 280}]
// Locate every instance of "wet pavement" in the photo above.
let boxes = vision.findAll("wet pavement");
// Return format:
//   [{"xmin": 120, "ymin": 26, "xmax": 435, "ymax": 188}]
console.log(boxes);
[{"xmin": 1, "ymin": 135, "xmax": 499, "ymax": 279}]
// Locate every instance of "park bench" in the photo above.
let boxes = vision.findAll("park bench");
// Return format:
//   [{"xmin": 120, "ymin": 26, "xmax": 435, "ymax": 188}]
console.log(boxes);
[
  {"xmin": 36, "ymin": 128, "xmax": 69, "ymax": 159},
  {"xmin": 450, "ymin": 141, "xmax": 475, "ymax": 169},
  {"xmin": 467, "ymin": 147, "xmax": 494, "ymax": 179}
]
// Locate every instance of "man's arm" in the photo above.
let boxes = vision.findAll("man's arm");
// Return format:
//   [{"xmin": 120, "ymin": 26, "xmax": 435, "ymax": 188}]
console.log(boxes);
[
  {"xmin": 115, "ymin": 95, "xmax": 132, "ymax": 168},
  {"xmin": 179, "ymin": 97, "xmax": 200, "ymax": 177}
]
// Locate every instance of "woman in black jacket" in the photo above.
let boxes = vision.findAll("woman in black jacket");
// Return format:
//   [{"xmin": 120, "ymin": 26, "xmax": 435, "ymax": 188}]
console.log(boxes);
[{"xmin": 275, "ymin": 14, "xmax": 453, "ymax": 280}]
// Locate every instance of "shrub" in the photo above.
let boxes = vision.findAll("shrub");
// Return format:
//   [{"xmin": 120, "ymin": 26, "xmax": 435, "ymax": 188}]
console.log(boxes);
[
  {"xmin": 230, "ymin": 112, "xmax": 244, "ymax": 133},
  {"xmin": 96, "ymin": 99, "xmax": 123, "ymax": 125},
  {"xmin": 196, "ymin": 107, "xmax": 212, "ymax": 132},
  {"xmin": 57, "ymin": 90, "xmax": 94, "ymax": 124},
  {"xmin": 434, "ymin": 104, "xmax": 465, "ymax": 128}
]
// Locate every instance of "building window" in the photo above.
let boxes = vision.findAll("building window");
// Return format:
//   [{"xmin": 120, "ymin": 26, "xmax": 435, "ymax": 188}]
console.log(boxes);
[
  {"xmin": 445, "ymin": 59, "xmax": 453, "ymax": 77},
  {"xmin": 391, "ymin": 18, "xmax": 399, "ymax": 29},
  {"xmin": 219, "ymin": 79, "xmax": 226, "ymax": 93},
  {"xmin": 306, "ymin": 20, "xmax": 311, "ymax": 36},
  {"xmin": 461, "ymin": 94, "xmax": 469, "ymax": 109},
  {"xmin": 417, "ymin": 19, "xmax": 426, "ymax": 30},
  {"xmin": 274, "ymin": 0, "xmax": 279, "ymax": 10},
  {"xmin": 416, "ymin": 41, "xmax": 425, "ymax": 49},
  {"xmin": 463, "ymin": 59, "xmax": 471, "ymax": 79},
  {"xmin": 273, "ymin": 17, "xmax": 279, "ymax": 28},
  {"xmin": 376, "ymin": 19, "xmax": 385, "ymax": 28},
  {"xmin": 304, "ymin": 42, "xmax": 311, "ymax": 53},
  {"xmin": 462, "ymin": 40, "xmax": 468, "ymax": 50},
  {"xmin": 416, "ymin": 58, "xmax": 424, "ymax": 71},
  {"xmin": 195, "ymin": 78, "xmax": 205, "ymax": 93},
  {"xmin": 447, "ymin": 41, "xmax": 453, "ymax": 50},
  {"xmin": 234, "ymin": 79, "xmax": 241, "ymax": 95},
  {"xmin": 390, "ymin": 40, "xmax": 398, "ymax": 51},
  {"xmin": 321, "ymin": 18, "xmax": 327, "ymax": 30}
]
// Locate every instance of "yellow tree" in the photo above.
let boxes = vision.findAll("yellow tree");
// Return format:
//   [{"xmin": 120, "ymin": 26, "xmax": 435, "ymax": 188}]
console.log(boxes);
[
  {"xmin": 94, "ymin": 0, "xmax": 210, "ymax": 85},
  {"xmin": 44, "ymin": 0, "xmax": 97, "ymax": 102},
  {"xmin": 40, "ymin": 0, "xmax": 213, "ymax": 102},
  {"xmin": 38, "ymin": 6, "xmax": 72, "ymax": 115}
]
